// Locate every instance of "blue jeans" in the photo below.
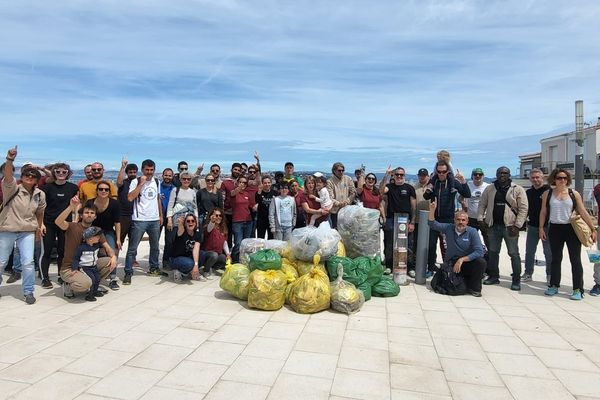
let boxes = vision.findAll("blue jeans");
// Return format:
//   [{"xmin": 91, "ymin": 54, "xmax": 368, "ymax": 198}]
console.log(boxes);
[
  {"xmin": 524, "ymin": 225, "xmax": 552, "ymax": 276},
  {"xmin": 12, "ymin": 238, "xmax": 42, "ymax": 273},
  {"xmin": 232, "ymin": 221, "xmax": 252, "ymax": 263},
  {"xmin": 169, "ymin": 256, "xmax": 195, "ymax": 274},
  {"xmin": 0, "ymin": 232, "xmax": 36, "ymax": 295},
  {"xmin": 274, "ymin": 227, "xmax": 293, "ymax": 241},
  {"xmin": 125, "ymin": 220, "xmax": 161, "ymax": 274},
  {"xmin": 487, "ymin": 224, "xmax": 522, "ymax": 281}
]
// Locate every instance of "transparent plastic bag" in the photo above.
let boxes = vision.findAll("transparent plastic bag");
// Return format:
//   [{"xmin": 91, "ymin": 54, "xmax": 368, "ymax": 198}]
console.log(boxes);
[
  {"xmin": 287, "ymin": 267, "xmax": 331, "ymax": 314},
  {"xmin": 265, "ymin": 239, "xmax": 293, "ymax": 259},
  {"xmin": 219, "ymin": 263, "xmax": 251, "ymax": 300},
  {"xmin": 291, "ymin": 222, "xmax": 341, "ymax": 261},
  {"xmin": 337, "ymin": 205, "xmax": 381, "ymax": 258},
  {"xmin": 247, "ymin": 270, "xmax": 288, "ymax": 311},
  {"xmin": 239, "ymin": 238, "xmax": 267, "ymax": 265},
  {"xmin": 330, "ymin": 265, "xmax": 365, "ymax": 314}
]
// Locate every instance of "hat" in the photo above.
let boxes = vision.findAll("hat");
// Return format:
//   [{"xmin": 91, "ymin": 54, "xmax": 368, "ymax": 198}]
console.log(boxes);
[
  {"xmin": 417, "ymin": 168, "xmax": 429, "ymax": 176},
  {"xmin": 312, "ymin": 171, "xmax": 324, "ymax": 178},
  {"xmin": 20, "ymin": 166, "xmax": 41, "ymax": 180},
  {"xmin": 472, "ymin": 168, "xmax": 484, "ymax": 175},
  {"xmin": 82, "ymin": 226, "xmax": 102, "ymax": 240}
]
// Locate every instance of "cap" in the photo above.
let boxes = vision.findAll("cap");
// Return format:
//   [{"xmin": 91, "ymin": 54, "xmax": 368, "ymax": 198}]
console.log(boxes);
[
  {"xmin": 417, "ymin": 168, "xmax": 429, "ymax": 176},
  {"xmin": 82, "ymin": 226, "xmax": 103, "ymax": 240},
  {"xmin": 313, "ymin": 171, "xmax": 324, "ymax": 178},
  {"xmin": 472, "ymin": 168, "xmax": 484, "ymax": 175},
  {"xmin": 20, "ymin": 166, "xmax": 41, "ymax": 180}
]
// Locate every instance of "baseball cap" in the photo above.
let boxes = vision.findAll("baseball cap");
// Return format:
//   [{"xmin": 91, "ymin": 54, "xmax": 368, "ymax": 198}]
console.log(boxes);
[
  {"xmin": 472, "ymin": 168, "xmax": 484, "ymax": 175},
  {"xmin": 417, "ymin": 168, "xmax": 429, "ymax": 176},
  {"xmin": 83, "ymin": 226, "xmax": 103, "ymax": 240},
  {"xmin": 312, "ymin": 171, "xmax": 324, "ymax": 178}
]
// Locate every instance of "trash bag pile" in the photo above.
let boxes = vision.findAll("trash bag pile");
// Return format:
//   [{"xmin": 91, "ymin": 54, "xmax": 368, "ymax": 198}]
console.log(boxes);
[
  {"xmin": 337, "ymin": 205, "xmax": 381, "ymax": 258},
  {"xmin": 219, "ymin": 222, "xmax": 399, "ymax": 314}
]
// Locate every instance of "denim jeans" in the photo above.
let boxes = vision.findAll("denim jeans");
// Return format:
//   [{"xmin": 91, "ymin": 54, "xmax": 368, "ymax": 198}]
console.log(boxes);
[
  {"xmin": 0, "ymin": 232, "xmax": 36, "ymax": 295},
  {"xmin": 487, "ymin": 224, "xmax": 522, "ymax": 281},
  {"xmin": 12, "ymin": 237, "xmax": 42, "ymax": 274},
  {"xmin": 169, "ymin": 256, "xmax": 195, "ymax": 274},
  {"xmin": 232, "ymin": 221, "xmax": 252, "ymax": 263},
  {"xmin": 274, "ymin": 227, "xmax": 293, "ymax": 241},
  {"xmin": 125, "ymin": 220, "xmax": 161, "ymax": 274},
  {"xmin": 524, "ymin": 225, "xmax": 552, "ymax": 276}
]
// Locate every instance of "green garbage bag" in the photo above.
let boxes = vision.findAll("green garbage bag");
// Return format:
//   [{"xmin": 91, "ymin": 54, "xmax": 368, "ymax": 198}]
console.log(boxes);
[
  {"xmin": 248, "ymin": 249, "xmax": 282, "ymax": 271},
  {"xmin": 357, "ymin": 281, "xmax": 372, "ymax": 301},
  {"xmin": 326, "ymin": 256, "xmax": 354, "ymax": 281},
  {"xmin": 366, "ymin": 256, "xmax": 385, "ymax": 286},
  {"xmin": 372, "ymin": 276, "xmax": 400, "ymax": 297},
  {"xmin": 219, "ymin": 263, "xmax": 251, "ymax": 300}
]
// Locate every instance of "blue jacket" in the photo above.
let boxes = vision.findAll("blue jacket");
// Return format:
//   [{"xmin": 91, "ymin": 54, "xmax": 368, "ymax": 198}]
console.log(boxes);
[
  {"xmin": 428, "ymin": 220, "xmax": 484, "ymax": 262},
  {"xmin": 423, "ymin": 179, "xmax": 470, "ymax": 223}
]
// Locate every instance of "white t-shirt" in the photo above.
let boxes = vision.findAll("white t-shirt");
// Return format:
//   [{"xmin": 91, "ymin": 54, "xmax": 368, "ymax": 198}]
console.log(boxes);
[
  {"xmin": 316, "ymin": 187, "xmax": 333, "ymax": 210},
  {"xmin": 129, "ymin": 177, "xmax": 160, "ymax": 221},
  {"xmin": 467, "ymin": 181, "xmax": 489, "ymax": 219}
]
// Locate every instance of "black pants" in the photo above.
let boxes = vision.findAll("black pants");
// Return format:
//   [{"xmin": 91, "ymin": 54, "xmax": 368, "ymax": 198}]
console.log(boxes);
[
  {"xmin": 548, "ymin": 223, "xmax": 584, "ymax": 291},
  {"xmin": 204, "ymin": 251, "xmax": 227, "ymax": 271},
  {"xmin": 453, "ymin": 257, "xmax": 486, "ymax": 292},
  {"xmin": 119, "ymin": 215, "xmax": 132, "ymax": 243},
  {"xmin": 256, "ymin": 217, "xmax": 274, "ymax": 240},
  {"xmin": 226, "ymin": 213, "xmax": 233, "ymax": 248},
  {"xmin": 83, "ymin": 267, "xmax": 100, "ymax": 295},
  {"xmin": 41, "ymin": 221, "xmax": 66, "ymax": 281},
  {"xmin": 468, "ymin": 217, "xmax": 490, "ymax": 250},
  {"xmin": 428, "ymin": 228, "xmax": 447, "ymax": 271},
  {"xmin": 330, "ymin": 213, "xmax": 338, "ymax": 229}
]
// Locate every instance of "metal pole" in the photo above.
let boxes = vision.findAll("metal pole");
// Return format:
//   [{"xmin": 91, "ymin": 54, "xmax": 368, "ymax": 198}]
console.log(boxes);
[
  {"xmin": 575, "ymin": 100, "xmax": 584, "ymax": 195},
  {"xmin": 415, "ymin": 210, "xmax": 430, "ymax": 285}
]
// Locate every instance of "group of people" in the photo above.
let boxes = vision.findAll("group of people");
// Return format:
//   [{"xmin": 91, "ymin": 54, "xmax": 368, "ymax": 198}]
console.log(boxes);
[{"xmin": 1, "ymin": 145, "xmax": 599, "ymax": 304}]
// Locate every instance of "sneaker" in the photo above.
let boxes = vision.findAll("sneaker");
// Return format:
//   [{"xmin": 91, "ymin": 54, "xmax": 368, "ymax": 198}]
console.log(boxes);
[
  {"xmin": 108, "ymin": 280, "xmax": 120, "ymax": 291},
  {"xmin": 203, "ymin": 272, "xmax": 214, "ymax": 280},
  {"xmin": 85, "ymin": 293, "xmax": 97, "ymax": 302},
  {"xmin": 93, "ymin": 291, "xmax": 105, "ymax": 297},
  {"xmin": 173, "ymin": 270, "xmax": 183, "ymax": 283},
  {"xmin": 521, "ymin": 273, "xmax": 532, "ymax": 282},
  {"xmin": 589, "ymin": 284, "xmax": 600, "ymax": 296},
  {"xmin": 570, "ymin": 289, "xmax": 583, "ymax": 300},
  {"xmin": 123, "ymin": 273, "xmax": 132, "ymax": 285},
  {"xmin": 467, "ymin": 289, "xmax": 482, "ymax": 297},
  {"xmin": 483, "ymin": 277, "xmax": 500, "ymax": 285},
  {"xmin": 544, "ymin": 286, "xmax": 559, "ymax": 296},
  {"xmin": 510, "ymin": 282, "xmax": 521, "ymax": 291},
  {"xmin": 194, "ymin": 273, "xmax": 207, "ymax": 282},
  {"xmin": 97, "ymin": 286, "xmax": 108, "ymax": 294},
  {"xmin": 41, "ymin": 278, "xmax": 53, "ymax": 289},
  {"xmin": 425, "ymin": 270, "xmax": 434, "ymax": 279},
  {"xmin": 57, "ymin": 277, "xmax": 64, "ymax": 285},
  {"xmin": 407, "ymin": 270, "xmax": 416, "ymax": 278},
  {"xmin": 24, "ymin": 294, "xmax": 36, "ymax": 305},
  {"xmin": 384, "ymin": 268, "xmax": 392, "ymax": 275},
  {"xmin": 63, "ymin": 282, "xmax": 75, "ymax": 298},
  {"xmin": 147, "ymin": 268, "xmax": 161, "ymax": 276},
  {"xmin": 7, "ymin": 272, "xmax": 21, "ymax": 283}
]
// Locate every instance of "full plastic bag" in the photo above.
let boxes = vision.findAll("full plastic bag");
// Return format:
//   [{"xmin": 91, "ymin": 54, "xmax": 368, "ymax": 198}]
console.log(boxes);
[
  {"xmin": 330, "ymin": 265, "xmax": 365, "ymax": 314},
  {"xmin": 357, "ymin": 281, "xmax": 372, "ymax": 301},
  {"xmin": 247, "ymin": 270, "xmax": 288, "ymax": 311},
  {"xmin": 287, "ymin": 267, "xmax": 331, "ymax": 314},
  {"xmin": 219, "ymin": 263, "xmax": 251, "ymax": 300},
  {"xmin": 371, "ymin": 276, "xmax": 400, "ymax": 297},
  {"xmin": 265, "ymin": 240, "xmax": 294, "ymax": 260},
  {"xmin": 296, "ymin": 260, "xmax": 327, "ymax": 277},
  {"xmin": 239, "ymin": 238, "xmax": 267, "ymax": 265},
  {"xmin": 248, "ymin": 249, "xmax": 282, "ymax": 271},
  {"xmin": 280, "ymin": 260, "xmax": 299, "ymax": 284},
  {"xmin": 290, "ymin": 222, "xmax": 341, "ymax": 261},
  {"xmin": 326, "ymin": 256, "xmax": 354, "ymax": 281},
  {"xmin": 337, "ymin": 205, "xmax": 381, "ymax": 258},
  {"xmin": 354, "ymin": 256, "xmax": 384, "ymax": 286}
]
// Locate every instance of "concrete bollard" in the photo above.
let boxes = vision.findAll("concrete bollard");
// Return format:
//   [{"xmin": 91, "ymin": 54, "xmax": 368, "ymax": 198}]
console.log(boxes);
[{"xmin": 415, "ymin": 210, "xmax": 430, "ymax": 285}]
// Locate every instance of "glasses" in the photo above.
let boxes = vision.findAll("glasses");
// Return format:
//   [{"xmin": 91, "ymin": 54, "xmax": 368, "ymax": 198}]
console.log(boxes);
[
  {"xmin": 336, "ymin": 169, "xmax": 345, "ymax": 173},
  {"xmin": 555, "ymin": 176, "xmax": 568, "ymax": 181},
  {"xmin": 55, "ymin": 170, "xmax": 68, "ymax": 175},
  {"xmin": 499, "ymin": 172, "xmax": 510, "ymax": 175},
  {"xmin": 248, "ymin": 170, "xmax": 256, "ymax": 174},
  {"xmin": 91, "ymin": 168, "xmax": 103, "ymax": 172},
  {"xmin": 213, "ymin": 214, "xmax": 222, "ymax": 218},
  {"xmin": 239, "ymin": 181, "xmax": 247, "ymax": 184},
  {"xmin": 185, "ymin": 219, "xmax": 196, "ymax": 223},
  {"xmin": 23, "ymin": 173, "xmax": 38, "ymax": 179},
  {"xmin": 181, "ymin": 177, "xmax": 192, "ymax": 181},
  {"xmin": 206, "ymin": 179, "xmax": 215, "ymax": 183},
  {"xmin": 436, "ymin": 170, "xmax": 448, "ymax": 174},
  {"xmin": 179, "ymin": 167, "xmax": 188, "ymax": 171},
  {"xmin": 473, "ymin": 173, "xmax": 483, "ymax": 177},
  {"xmin": 394, "ymin": 173, "xmax": 405, "ymax": 177},
  {"xmin": 97, "ymin": 187, "xmax": 110, "ymax": 192},
  {"xmin": 211, "ymin": 169, "xmax": 220, "ymax": 173},
  {"xmin": 366, "ymin": 177, "xmax": 375, "ymax": 181}
]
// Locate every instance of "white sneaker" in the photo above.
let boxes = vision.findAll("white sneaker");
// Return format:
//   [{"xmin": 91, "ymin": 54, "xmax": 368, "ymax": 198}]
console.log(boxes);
[
  {"xmin": 196, "ymin": 275, "xmax": 207, "ymax": 282},
  {"xmin": 407, "ymin": 270, "xmax": 416, "ymax": 278},
  {"xmin": 203, "ymin": 272, "xmax": 214, "ymax": 280},
  {"xmin": 173, "ymin": 270, "xmax": 183, "ymax": 283},
  {"xmin": 63, "ymin": 282, "xmax": 74, "ymax": 298},
  {"xmin": 521, "ymin": 273, "xmax": 532, "ymax": 282}
]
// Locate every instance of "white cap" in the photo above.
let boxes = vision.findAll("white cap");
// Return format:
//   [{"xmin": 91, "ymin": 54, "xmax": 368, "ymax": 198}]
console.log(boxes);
[{"xmin": 313, "ymin": 171, "xmax": 324, "ymax": 178}]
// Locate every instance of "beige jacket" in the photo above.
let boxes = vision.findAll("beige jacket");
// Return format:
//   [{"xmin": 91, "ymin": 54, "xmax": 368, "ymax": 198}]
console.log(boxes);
[
  {"xmin": 327, "ymin": 175, "xmax": 356, "ymax": 214},
  {"xmin": 477, "ymin": 182, "xmax": 528, "ymax": 228},
  {"xmin": 0, "ymin": 178, "xmax": 46, "ymax": 232}
]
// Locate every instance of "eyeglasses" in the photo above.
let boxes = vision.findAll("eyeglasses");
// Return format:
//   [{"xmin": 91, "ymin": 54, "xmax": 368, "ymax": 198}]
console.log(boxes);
[
  {"xmin": 213, "ymin": 214, "xmax": 222, "ymax": 218},
  {"xmin": 555, "ymin": 176, "xmax": 568, "ymax": 181},
  {"xmin": 54, "ymin": 170, "xmax": 68, "ymax": 175},
  {"xmin": 248, "ymin": 170, "xmax": 256, "ymax": 174},
  {"xmin": 179, "ymin": 167, "xmax": 188, "ymax": 171},
  {"xmin": 97, "ymin": 187, "xmax": 110, "ymax": 192},
  {"xmin": 499, "ymin": 172, "xmax": 510, "ymax": 175},
  {"xmin": 473, "ymin": 173, "xmax": 483, "ymax": 177},
  {"xmin": 23, "ymin": 173, "xmax": 38, "ymax": 179},
  {"xmin": 336, "ymin": 169, "xmax": 345, "ymax": 173},
  {"xmin": 436, "ymin": 170, "xmax": 448, "ymax": 174},
  {"xmin": 181, "ymin": 178, "xmax": 191, "ymax": 181},
  {"xmin": 366, "ymin": 177, "xmax": 375, "ymax": 181},
  {"xmin": 211, "ymin": 169, "xmax": 220, "ymax": 173},
  {"xmin": 395, "ymin": 173, "xmax": 405, "ymax": 177},
  {"xmin": 91, "ymin": 168, "xmax": 103, "ymax": 172},
  {"xmin": 206, "ymin": 179, "xmax": 215, "ymax": 183},
  {"xmin": 185, "ymin": 219, "xmax": 196, "ymax": 223}
]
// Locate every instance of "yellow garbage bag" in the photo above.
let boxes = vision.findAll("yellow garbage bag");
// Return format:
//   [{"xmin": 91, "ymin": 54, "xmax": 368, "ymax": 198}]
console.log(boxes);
[
  {"xmin": 336, "ymin": 241, "xmax": 346, "ymax": 257},
  {"xmin": 330, "ymin": 265, "xmax": 365, "ymax": 314},
  {"xmin": 248, "ymin": 270, "xmax": 288, "ymax": 311},
  {"xmin": 296, "ymin": 260, "xmax": 327, "ymax": 277},
  {"xmin": 219, "ymin": 263, "xmax": 251, "ymax": 300},
  {"xmin": 280, "ymin": 260, "xmax": 299, "ymax": 284},
  {"xmin": 287, "ymin": 267, "xmax": 331, "ymax": 314}
]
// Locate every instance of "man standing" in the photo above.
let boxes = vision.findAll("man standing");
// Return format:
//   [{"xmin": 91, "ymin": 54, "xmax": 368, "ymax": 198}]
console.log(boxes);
[
  {"xmin": 194, "ymin": 163, "xmax": 223, "ymax": 190},
  {"xmin": 522, "ymin": 168, "xmax": 552, "ymax": 283},
  {"xmin": 428, "ymin": 200, "xmax": 486, "ymax": 297},
  {"xmin": 282, "ymin": 162, "xmax": 304, "ymax": 188},
  {"xmin": 379, "ymin": 166, "xmax": 416, "ymax": 274},
  {"xmin": 410, "ymin": 168, "xmax": 431, "ymax": 277},
  {"xmin": 327, "ymin": 162, "xmax": 356, "ymax": 228},
  {"xmin": 221, "ymin": 163, "xmax": 243, "ymax": 246},
  {"xmin": 173, "ymin": 161, "xmax": 188, "ymax": 188},
  {"xmin": 159, "ymin": 168, "xmax": 174, "ymax": 268},
  {"xmin": 55, "ymin": 197, "xmax": 117, "ymax": 297},
  {"xmin": 77, "ymin": 164, "xmax": 93, "ymax": 188},
  {"xmin": 423, "ymin": 161, "xmax": 471, "ymax": 276},
  {"xmin": 79, "ymin": 162, "xmax": 117, "ymax": 203},
  {"xmin": 115, "ymin": 159, "xmax": 138, "ymax": 288},
  {"xmin": 125, "ymin": 159, "xmax": 163, "ymax": 284},
  {"xmin": 462, "ymin": 168, "xmax": 490, "ymax": 252},
  {"xmin": 478, "ymin": 166, "xmax": 528, "ymax": 290}
]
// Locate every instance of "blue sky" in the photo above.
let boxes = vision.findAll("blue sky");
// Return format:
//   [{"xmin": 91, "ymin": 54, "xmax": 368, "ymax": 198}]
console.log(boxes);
[{"xmin": 1, "ymin": 1, "xmax": 599, "ymax": 175}]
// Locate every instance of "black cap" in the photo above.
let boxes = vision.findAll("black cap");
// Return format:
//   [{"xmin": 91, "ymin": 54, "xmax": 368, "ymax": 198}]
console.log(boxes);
[{"xmin": 417, "ymin": 168, "xmax": 429, "ymax": 176}]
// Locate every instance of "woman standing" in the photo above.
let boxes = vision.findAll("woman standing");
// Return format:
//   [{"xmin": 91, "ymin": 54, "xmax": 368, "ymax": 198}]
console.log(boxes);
[
  {"xmin": 230, "ymin": 177, "xmax": 255, "ymax": 262},
  {"xmin": 301, "ymin": 175, "xmax": 328, "ymax": 227},
  {"xmin": 40, "ymin": 163, "xmax": 79, "ymax": 288},
  {"xmin": 203, "ymin": 208, "xmax": 231, "ymax": 273},
  {"xmin": 196, "ymin": 173, "xmax": 222, "ymax": 228},
  {"xmin": 169, "ymin": 214, "xmax": 203, "ymax": 282},
  {"xmin": 256, "ymin": 175, "xmax": 277, "ymax": 239},
  {"xmin": 85, "ymin": 180, "xmax": 121, "ymax": 290},
  {"xmin": 290, "ymin": 179, "xmax": 307, "ymax": 228},
  {"xmin": 540, "ymin": 169, "xmax": 596, "ymax": 300}
]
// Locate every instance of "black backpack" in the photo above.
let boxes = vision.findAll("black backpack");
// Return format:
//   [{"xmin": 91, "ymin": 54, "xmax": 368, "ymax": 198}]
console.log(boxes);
[{"xmin": 430, "ymin": 261, "xmax": 467, "ymax": 296}]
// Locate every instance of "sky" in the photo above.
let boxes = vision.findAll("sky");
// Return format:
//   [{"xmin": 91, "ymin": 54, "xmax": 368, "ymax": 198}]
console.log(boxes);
[{"xmin": 1, "ymin": 0, "xmax": 600, "ymax": 175}]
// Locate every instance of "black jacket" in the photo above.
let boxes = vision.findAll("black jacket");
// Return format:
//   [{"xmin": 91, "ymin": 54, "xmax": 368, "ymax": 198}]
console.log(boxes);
[{"xmin": 424, "ymin": 178, "xmax": 471, "ymax": 223}]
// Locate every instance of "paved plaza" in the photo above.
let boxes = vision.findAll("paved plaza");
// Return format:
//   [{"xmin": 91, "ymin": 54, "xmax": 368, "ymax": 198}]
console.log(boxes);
[{"xmin": 1, "ymin": 234, "xmax": 600, "ymax": 400}]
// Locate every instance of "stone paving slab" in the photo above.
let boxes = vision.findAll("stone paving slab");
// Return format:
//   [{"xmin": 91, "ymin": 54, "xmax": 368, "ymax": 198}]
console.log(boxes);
[{"xmin": 1, "ymin": 234, "xmax": 600, "ymax": 399}]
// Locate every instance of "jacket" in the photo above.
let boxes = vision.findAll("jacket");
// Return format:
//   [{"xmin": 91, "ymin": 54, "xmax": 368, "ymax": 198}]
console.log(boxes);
[
  {"xmin": 0, "ymin": 178, "xmax": 46, "ymax": 232},
  {"xmin": 423, "ymin": 178, "xmax": 470, "ymax": 223},
  {"xmin": 268, "ymin": 196, "xmax": 297, "ymax": 231},
  {"xmin": 478, "ymin": 181, "xmax": 528, "ymax": 228},
  {"xmin": 326, "ymin": 175, "xmax": 356, "ymax": 214}
]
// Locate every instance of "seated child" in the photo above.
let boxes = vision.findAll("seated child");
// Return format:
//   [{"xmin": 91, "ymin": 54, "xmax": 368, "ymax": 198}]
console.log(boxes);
[{"xmin": 72, "ymin": 226, "xmax": 105, "ymax": 302}]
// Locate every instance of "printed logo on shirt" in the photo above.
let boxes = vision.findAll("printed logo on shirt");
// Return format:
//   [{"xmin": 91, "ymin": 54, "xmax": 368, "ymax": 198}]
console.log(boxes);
[{"xmin": 142, "ymin": 185, "xmax": 157, "ymax": 200}]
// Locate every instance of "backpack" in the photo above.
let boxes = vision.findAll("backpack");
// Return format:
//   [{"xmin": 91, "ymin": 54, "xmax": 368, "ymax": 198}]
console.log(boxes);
[{"xmin": 430, "ymin": 261, "xmax": 467, "ymax": 296}]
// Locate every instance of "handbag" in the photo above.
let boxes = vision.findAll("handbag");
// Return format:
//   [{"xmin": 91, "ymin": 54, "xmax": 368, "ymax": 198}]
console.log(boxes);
[{"xmin": 568, "ymin": 189, "xmax": 594, "ymax": 247}]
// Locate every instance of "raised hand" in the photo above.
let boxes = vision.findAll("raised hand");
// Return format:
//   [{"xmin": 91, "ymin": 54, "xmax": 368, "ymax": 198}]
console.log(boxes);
[{"xmin": 6, "ymin": 145, "xmax": 17, "ymax": 160}]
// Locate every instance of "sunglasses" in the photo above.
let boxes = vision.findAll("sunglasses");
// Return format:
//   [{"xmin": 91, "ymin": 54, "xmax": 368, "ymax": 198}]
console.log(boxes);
[
  {"xmin": 179, "ymin": 167, "xmax": 188, "ymax": 171},
  {"xmin": 206, "ymin": 179, "xmax": 215, "ymax": 183},
  {"xmin": 211, "ymin": 169, "xmax": 220, "ymax": 172},
  {"xmin": 473, "ymin": 173, "xmax": 483, "ymax": 177},
  {"xmin": 97, "ymin": 187, "xmax": 110, "ymax": 192},
  {"xmin": 213, "ymin": 214, "xmax": 222, "ymax": 218},
  {"xmin": 185, "ymin": 219, "xmax": 196, "ymax": 223},
  {"xmin": 248, "ymin": 170, "xmax": 256, "ymax": 174},
  {"xmin": 55, "ymin": 170, "xmax": 68, "ymax": 175},
  {"xmin": 366, "ymin": 177, "xmax": 375, "ymax": 181},
  {"xmin": 555, "ymin": 176, "xmax": 568, "ymax": 181},
  {"xmin": 499, "ymin": 172, "xmax": 510, "ymax": 175},
  {"xmin": 23, "ymin": 173, "xmax": 38, "ymax": 179},
  {"xmin": 436, "ymin": 170, "xmax": 448, "ymax": 174},
  {"xmin": 181, "ymin": 177, "xmax": 192, "ymax": 181},
  {"xmin": 336, "ymin": 169, "xmax": 345, "ymax": 172},
  {"xmin": 394, "ymin": 173, "xmax": 405, "ymax": 177},
  {"xmin": 91, "ymin": 168, "xmax": 103, "ymax": 172}
]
